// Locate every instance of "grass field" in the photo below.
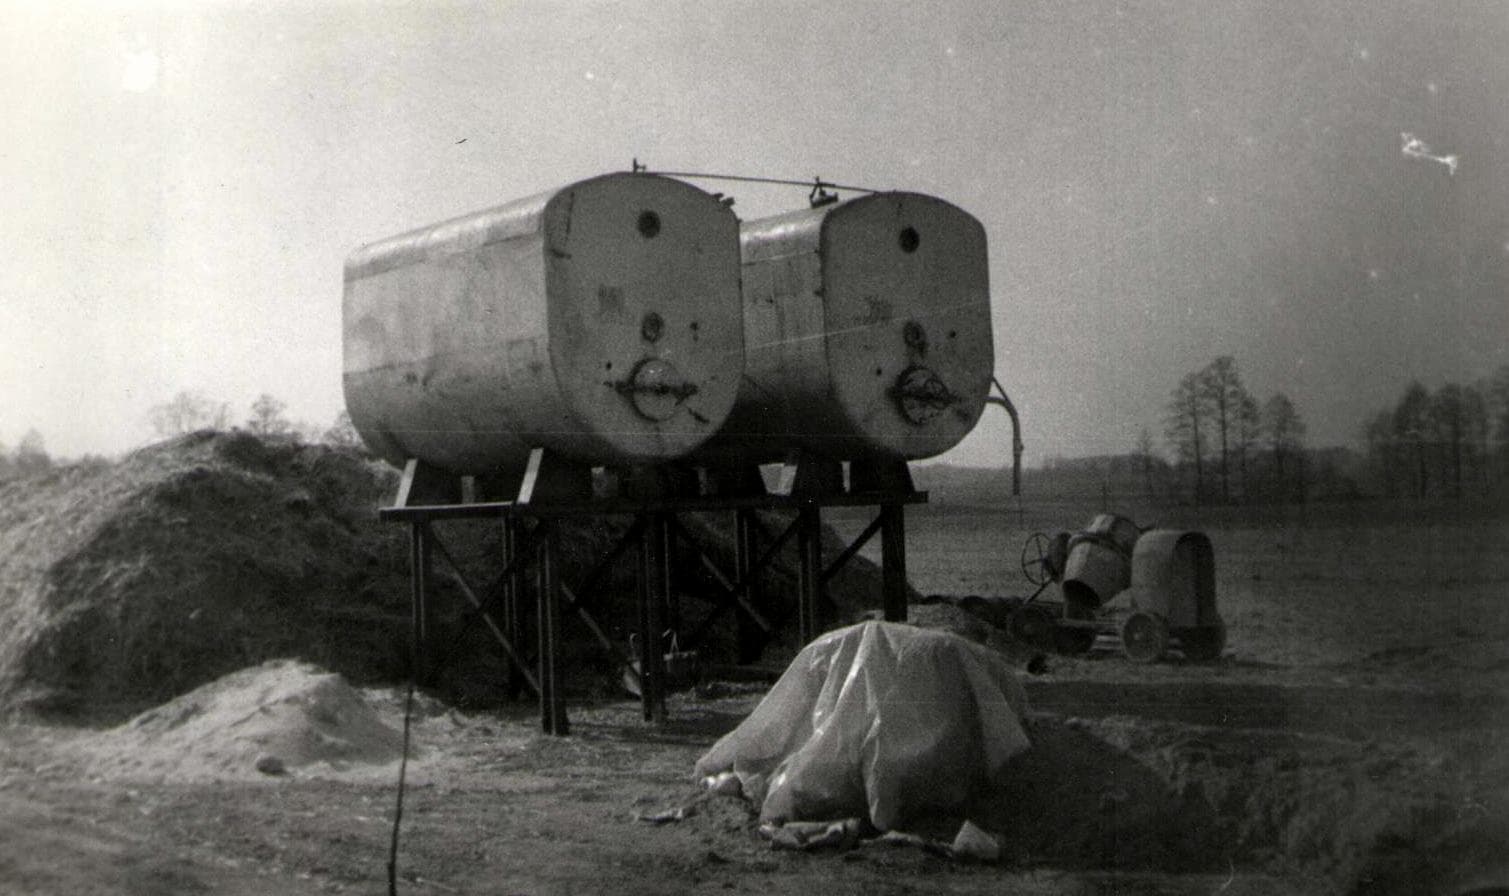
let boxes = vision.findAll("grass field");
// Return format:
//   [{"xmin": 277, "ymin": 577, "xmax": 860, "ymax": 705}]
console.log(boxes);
[{"xmin": 832, "ymin": 496, "xmax": 1509, "ymax": 670}]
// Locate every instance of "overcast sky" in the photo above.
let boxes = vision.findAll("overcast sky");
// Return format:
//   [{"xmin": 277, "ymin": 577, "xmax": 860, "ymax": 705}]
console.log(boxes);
[{"xmin": 4, "ymin": 0, "xmax": 1507, "ymax": 467}]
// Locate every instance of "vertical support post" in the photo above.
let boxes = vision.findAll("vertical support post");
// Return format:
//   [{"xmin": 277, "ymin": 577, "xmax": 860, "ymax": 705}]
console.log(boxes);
[
  {"xmin": 409, "ymin": 521, "xmax": 433, "ymax": 687},
  {"xmin": 501, "ymin": 515, "xmax": 524, "ymax": 698},
  {"xmin": 795, "ymin": 505, "xmax": 823, "ymax": 645},
  {"xmin": 663, "ymin": 514, "xmax": 681, "ymax": 635},
  {"xmin": 734, "ymin": 508, "xmax": 763, "ymax": 663},
  {"xmin": 880, "ymin": 504, "xmax": 908, "ymax": 622},
  {"xmin": 637, "ymin": 512, "xmax": 669, "ymax": 723},
  {"xmin": 536, "ymin": 521, "xmax": 569, "ymax": 735}
]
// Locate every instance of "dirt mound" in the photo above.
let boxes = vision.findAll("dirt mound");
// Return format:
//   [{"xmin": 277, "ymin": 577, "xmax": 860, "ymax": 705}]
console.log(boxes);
[
  {"xmin": 0, "ymin": 430, "xmax": 909, "ymax": 719},
  {"xmin": 74, "ymin": 659, "xmax": 405, "ymax": 781},
  {"xmin": 0, "ymin": 431, "xmax": 412, "ymax": 718},
  {"xmin": 1000, "ymin": 714, "xmax": 1475, "ymax": 887}
]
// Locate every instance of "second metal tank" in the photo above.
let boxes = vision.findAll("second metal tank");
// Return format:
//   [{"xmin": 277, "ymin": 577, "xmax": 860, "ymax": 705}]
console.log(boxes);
[{"xmin": 699, "ymin": 191, "xmax": 994, "ymax": 465}]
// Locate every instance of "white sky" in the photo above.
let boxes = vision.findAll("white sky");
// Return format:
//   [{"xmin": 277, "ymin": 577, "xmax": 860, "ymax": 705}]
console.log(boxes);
[{"xmin": 3, "ymin": 0, "xmax": 1507, "ymax": 465}]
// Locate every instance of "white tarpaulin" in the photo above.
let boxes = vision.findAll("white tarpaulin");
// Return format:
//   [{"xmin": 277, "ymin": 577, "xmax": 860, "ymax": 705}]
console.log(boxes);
[{"xmin": 694, "ymin": 621, "xmax": 1031, "ymax": 830}]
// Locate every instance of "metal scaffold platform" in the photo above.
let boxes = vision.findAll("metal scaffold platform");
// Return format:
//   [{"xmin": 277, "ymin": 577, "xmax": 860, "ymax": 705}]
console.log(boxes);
[{"xmin": 379, "ymin": 448, "xmax": 924, "ymax": 735}]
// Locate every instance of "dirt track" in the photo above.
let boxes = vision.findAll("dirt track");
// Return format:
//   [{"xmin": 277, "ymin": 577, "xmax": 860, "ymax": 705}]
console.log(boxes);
[{"xmin": 2, "ymin": 501, "xmax": 1507, "ymax": 895}]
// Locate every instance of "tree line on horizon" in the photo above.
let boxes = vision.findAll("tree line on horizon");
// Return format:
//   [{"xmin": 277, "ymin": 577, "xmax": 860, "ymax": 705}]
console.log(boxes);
[
  {"xmin": 1071, "ymin": 357, "xmax": 1509, "ymax": 506},
  {"xmin": 0, "ymin": 392, "xmax": 364, "ymax": 480},
  {"xmin": 10, "ymin": 369, "xmax": 1509, "ymax": 508},
  {"xmin": 1362, "ymin": 366, "xmax": 1509, "ymax": 501},
  {"xmin": 922, "ymin": 358, "xmax": 1509, "ymax": 508},
  {"xmin": 1159, "ymin": 356, "xmax": 1306, "ymax": 505},
  {"xmin": 144, "ymin": 390, "xmax": 362, "ymax": 450}
]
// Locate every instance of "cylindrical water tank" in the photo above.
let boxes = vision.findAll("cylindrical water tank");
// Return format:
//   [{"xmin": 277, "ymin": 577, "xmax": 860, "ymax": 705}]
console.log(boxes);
[
  {"xmin": 698, "ymin": 191, "xmax": 993, "ymax": 464},
  {"xmin": 343, "ymin": 173, "xmax": 744, "ymax": 476}
]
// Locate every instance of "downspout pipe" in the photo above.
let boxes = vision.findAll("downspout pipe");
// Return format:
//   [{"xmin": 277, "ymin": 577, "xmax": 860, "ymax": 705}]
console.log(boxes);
[{"xmin": 983, "ymin": 376, "xmax": 1023, "ymax": 496}]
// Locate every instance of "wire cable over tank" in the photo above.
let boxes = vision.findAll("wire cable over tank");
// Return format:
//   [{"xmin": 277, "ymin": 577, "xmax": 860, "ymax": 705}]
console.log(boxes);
[{"xmin": 629, "ymin": 159, "xmax": 880, "ymax": 207}]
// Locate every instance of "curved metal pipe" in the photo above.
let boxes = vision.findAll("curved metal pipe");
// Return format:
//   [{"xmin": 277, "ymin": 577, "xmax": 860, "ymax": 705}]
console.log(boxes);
[{"xmin": 983, "ymin": 376, "xmax": 1023, "ymax": 496}]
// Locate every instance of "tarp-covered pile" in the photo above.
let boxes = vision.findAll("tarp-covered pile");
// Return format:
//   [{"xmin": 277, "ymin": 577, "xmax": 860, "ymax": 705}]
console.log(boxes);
[{"xmin": 695, "ymin": 621, "xmax": 1031, "ymax": 830}]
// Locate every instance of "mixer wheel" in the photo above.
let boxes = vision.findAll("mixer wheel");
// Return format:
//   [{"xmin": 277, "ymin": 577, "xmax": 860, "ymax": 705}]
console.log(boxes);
[
  {"xmin": 1008, "ymin": 605, "xmax": 1057, "ymax": 649},
  {"xmin": 1020, "ymin": 533, "xmax": 1055, "ymax": 586},
  {"xmin": 1122, "ymin": 612, "xmax": 1169, "ymax": 664}
]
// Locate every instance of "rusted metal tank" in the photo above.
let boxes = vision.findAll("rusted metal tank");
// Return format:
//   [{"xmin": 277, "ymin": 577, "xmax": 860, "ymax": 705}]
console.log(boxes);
[
  {"xmin": 698, "ymin": 191, "xmax": 993, "ymax": 464},
  {"xmin": 343, "ymin": 173, "xmax": 743, "ymax": 476}
]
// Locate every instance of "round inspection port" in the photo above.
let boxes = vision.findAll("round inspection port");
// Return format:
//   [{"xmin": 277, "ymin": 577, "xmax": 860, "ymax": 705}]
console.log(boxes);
[
  {"xmin": 637, "ymin": 210, "xmax": 661, "ymax": 238},
  {"xmin": 641, "ymin": 311, "xmax": 664, "ymax": 343},
  {"xmin": 902, "ymin": 320, "xmax": 928, "ymax": 352},
  {"xmin": 626, "ymin": 358, "xmax": 689, "ymax": 422},
  {"xmin": 898, "ymin": 226, "xmax": 920, "ymax": 253},
  {"xmin": 892, "ymin": 365, "xmax": 954, "ymax": 425}
]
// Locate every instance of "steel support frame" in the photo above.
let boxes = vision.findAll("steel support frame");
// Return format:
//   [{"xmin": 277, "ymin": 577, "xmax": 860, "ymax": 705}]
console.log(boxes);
[{"xmin": 384, "ymin": 457, "xmax": 924, "ymax": 736}]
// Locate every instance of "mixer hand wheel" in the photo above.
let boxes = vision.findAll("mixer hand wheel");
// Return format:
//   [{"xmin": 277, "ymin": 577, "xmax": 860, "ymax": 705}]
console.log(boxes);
[{"xmin": 1020, "ymin": 532, "xmax": 1056, "ymax": 586}]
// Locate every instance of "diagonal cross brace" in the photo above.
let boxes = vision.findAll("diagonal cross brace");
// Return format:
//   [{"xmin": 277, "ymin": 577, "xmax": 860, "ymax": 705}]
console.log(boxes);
[
  {"xmin": 424, "ymin": 522, "xmax": 541, "ymax": 697},
  {"xmin": 666, "ymin": 515, "xmax": 777, "ymax": 630},
  {"xmin": 821, "ymin": 512, "xmax": 883, "ymax": 584},
  {"xmin": 680, "ymin": 511, "xmax": 804, "ymax": 647}
]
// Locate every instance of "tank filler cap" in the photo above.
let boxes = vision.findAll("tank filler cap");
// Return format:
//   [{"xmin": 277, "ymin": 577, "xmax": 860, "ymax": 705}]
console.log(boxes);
[
  {"xmin": 890, "ymin": 364, "xmax": 959, "ymax": 425},
  {"xmin": 610, "ymin": 358, "xmax": 699, "ymax": 422}
]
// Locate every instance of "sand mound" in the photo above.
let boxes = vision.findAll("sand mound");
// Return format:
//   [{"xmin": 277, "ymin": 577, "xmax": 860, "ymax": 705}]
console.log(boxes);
[
  {"xmin": 78, "ymin": 659, "xmax": 404, "ymax": 781},
  {"xmin": 0, "ymin": 431, "xmax": 411, "ymax": 718}
]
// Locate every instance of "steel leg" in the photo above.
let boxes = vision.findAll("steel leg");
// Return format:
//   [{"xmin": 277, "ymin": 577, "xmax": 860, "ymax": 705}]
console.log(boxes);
[
  {"xmin": 880, "ymin": 504, "xmax": 908, "ymax": 622},
  {"xmin": 409, "ymin": 522, "xmax": 433, "ymax": 687},
  {"xmin": 637, "ymin": 512, "xmax": 669, "ymax": 723},
  {"xmin": 536, "ymin": 522, "xmax": 568, "ymax": 735},
  {"xmin": 796, "ymin": 506, "xmax": 822, "ymax": 644}
]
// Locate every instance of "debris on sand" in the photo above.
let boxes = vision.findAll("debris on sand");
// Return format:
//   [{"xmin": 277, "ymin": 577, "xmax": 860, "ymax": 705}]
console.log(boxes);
[{"xmin": 75, "ymin": 659, "xmax": 405, "ymax": 781}]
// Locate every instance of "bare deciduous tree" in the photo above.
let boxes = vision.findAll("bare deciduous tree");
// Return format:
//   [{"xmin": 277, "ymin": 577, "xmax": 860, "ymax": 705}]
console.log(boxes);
[
  {"xmin": 1235, "ymin": 392, "xmax": 1260, "ymax": 501},
  {"xmin": 1262, "ymin": 392, "xmax": 1306, "ymax": 499},
  {"xmin": 1198, "ymin": 356, "xmax": 1250, "ymax": 504},
  {"xmin": 322, "ymin": 410, "xmax": 363, "ymax": 451},
  {"xmin": 149, "ymin": 391, "xmax": 230, "ymax": 437},
  {"xmin": 1135, "ymin": 427, "xmax": 1157, "ymax": 501},
  {"xmin": 15, "ymin": 429, "xmax": 52, "ymax": 475},
  {"xmin": 246, "ymin": 394, "xmax": 291, "ymax": 436},
  {"xmin": 1394, "ymin": 382, "xmax": 1432, "ymax": 498},
  {"xmin": 1165, "ymin": 372, "xmax": 1208, "ymax": 503}
]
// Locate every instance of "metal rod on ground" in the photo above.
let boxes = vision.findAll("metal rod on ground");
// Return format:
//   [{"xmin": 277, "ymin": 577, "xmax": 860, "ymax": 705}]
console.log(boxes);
[
  {"xmin": 409, "ymin": 521, "xmax": 432, "ymax": 688},
  {"xmin": 386, "ymin": 676, "xmax": 415, "ymax": 896}
]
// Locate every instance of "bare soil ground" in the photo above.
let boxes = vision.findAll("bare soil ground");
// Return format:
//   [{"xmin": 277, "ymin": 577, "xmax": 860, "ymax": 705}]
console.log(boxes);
[{"xmin": 2, "ymin": 497, "xmax": 1507, "ymax": 895}]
